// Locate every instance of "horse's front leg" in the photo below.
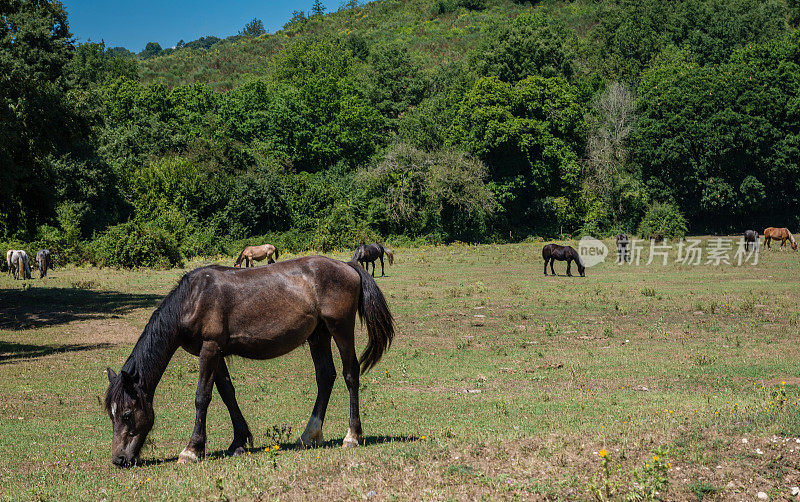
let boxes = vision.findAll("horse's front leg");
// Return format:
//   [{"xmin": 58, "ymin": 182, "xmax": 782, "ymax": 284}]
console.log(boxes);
[
  {"xmin": 566, "ymin": 259, "xmax": 573, "ymax": 277},
  {"xmin": 215, "ymin": 359, "xmax": 253, "ymax": 455},
  {"xmin": 380, "ymin": 256, "xmax": 385, "ymax": 277},
  {"xmin": 178, "ymin": 342, "xmax": 221, "ymax": 464}
]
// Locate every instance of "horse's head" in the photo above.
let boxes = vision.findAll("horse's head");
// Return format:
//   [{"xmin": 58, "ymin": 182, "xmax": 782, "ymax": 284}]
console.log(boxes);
[
  {"xmin": 793, "ymin": 241, "xmax": 798, "ymax": 251},
  {"xmin": 105, "ymin": 368, "xmax": 154, "ymax": 467}
]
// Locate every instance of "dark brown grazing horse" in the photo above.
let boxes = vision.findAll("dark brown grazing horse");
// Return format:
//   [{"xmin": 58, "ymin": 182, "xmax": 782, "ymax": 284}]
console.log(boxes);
[
  {"xmin": 105, "ymin": 256, "xmax": 394, "ymax": 467},
  {"xmin": 542, "ymin": 244, "xmax": 585, "ymax": 277},
  {"xmin": 36, "ymin": 249, "xmax": 51, "ymax": 278},
  {"xmin": 616, "ymin": 233, "xmax": 630, "ymax": 263},
  {"xmin": 743, "ymin": 230, "xmax": 759, "ymax": 251},
  {"xmin": 763, "ymin": 227, "xmax": 797, "ymax": 251},
  {"xmin": 233, "ymin": 244, "xmax": 279, "ymax": 267},
  {"xmin": 352, "ymin": 243, "xmax": 394, "ymax": 277}
]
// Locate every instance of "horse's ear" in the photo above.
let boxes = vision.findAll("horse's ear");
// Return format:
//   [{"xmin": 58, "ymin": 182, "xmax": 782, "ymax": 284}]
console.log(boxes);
[
  {"xmin": 106, "ymin": 367, "xmax": 117, "ymax": 384},
  {"xmin": 120, "ymin": 370, "xmax": 137, "ymax": 395}
]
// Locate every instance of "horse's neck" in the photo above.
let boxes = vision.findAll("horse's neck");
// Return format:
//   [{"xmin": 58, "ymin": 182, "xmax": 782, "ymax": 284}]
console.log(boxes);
[{"xmin": 123, "ymin": 328, "xmax": 180, "ymax": 398}]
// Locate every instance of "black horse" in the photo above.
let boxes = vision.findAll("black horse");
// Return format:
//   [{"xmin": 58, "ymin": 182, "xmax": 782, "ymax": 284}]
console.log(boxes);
[
  {"xmin": 36, "ymin": 249, "xmax": 51, "ymax": 278},
  {"xmin": 744, "ymin": 230, "xmax": 759, "ymax": 251},
  {"xmin": 352, "ymin": 243, "xmax": 394, "ymax": 277},
  {"xmin": 104, "ymin": 256, "xmax": 394, "ymax": 467},
  {"xmin": 616, "ymin": 234, "xmax": 630, "ymax": 263},
  {"xmin": 543, "ymin": 244, "xmax": 585, "ymax": 277}
]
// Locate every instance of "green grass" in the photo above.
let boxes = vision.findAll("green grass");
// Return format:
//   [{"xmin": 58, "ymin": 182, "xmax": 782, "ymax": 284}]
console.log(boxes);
[{"xmin": 1, "ymin": 238, "xmax": 799, "ymax": 500}]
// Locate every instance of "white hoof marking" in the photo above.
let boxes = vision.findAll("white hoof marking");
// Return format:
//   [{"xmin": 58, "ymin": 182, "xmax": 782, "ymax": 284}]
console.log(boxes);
[
  {"xmin": 298, "ymin": 416, "xmax": 324, "ymax": 447},
  {"xmin": 343, "ymin": 429, "xmax": 361, "ymax": 448},
  {"xmin": 178, "ymin": 448, "xmax": 198, "ymax": 463}
]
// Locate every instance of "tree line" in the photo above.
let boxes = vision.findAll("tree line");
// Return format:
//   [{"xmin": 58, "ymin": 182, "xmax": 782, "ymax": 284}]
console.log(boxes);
[{"xmin": 1, "ymin": 0, "xmax": 799, "ymax": 267}]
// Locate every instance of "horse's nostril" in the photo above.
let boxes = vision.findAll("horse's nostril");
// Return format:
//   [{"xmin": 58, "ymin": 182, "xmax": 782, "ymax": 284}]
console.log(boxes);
[{"xmin": 112, "ymin": 455, "xmax": 127, "ymax": 467}]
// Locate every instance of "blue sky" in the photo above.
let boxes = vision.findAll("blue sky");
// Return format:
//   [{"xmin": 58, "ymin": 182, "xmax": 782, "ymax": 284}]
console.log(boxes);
[{"xmin": 62, "ymin": 1, "xmax": 341, "ymax": 53}]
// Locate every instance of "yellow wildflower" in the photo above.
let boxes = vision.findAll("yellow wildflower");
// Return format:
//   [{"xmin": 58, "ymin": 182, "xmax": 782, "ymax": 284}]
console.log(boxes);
[{"xmin": 598, "ymin": 449, "xmax": 608, "ymax": 458}]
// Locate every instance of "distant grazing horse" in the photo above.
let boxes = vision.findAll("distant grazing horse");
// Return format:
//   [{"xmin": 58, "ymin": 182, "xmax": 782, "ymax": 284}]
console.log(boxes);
[
  {"xmin": 104, "ymin": 256, "xmax": 394, "ymax": 467},
  {"xmin": 9, "ymin": 250, "xmax": 31, "ymax": 280},
  {"xmin": 743, "ymin": 230, "xmax": 759, "ymax": 252},
  {"xmin": 5, "ymin": 250, "xmax": 13, "ymax": 276},
  {"xmin": 616, "ymin": 233, "xmax": 630, "ymax": 263},
  {"xmin": 763, "ymin": 227, "xmax": 797, "ymax": 251},
  {"xmin": 352, "ymin": 243, "xmax": 394, "ymax": 277},
  {"xmin": 543, "ymin": 244, "xmax": 585, "ymax": 277},
  {"xmin": 36, "ymin": 249, "xmax": 51, "ymax": 278},
  {"xmin": 233, "ymin": 244, "xmax": 278, "ymax": 268}
]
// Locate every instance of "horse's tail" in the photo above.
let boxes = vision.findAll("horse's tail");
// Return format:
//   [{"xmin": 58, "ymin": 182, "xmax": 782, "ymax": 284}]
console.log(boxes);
[
  {"xmin": 384, "ymin": 247, "xmax": 394, "ymax": 266},
  {"xmin": 346, "ymin": 260, "xmax": 394, "ymax": 374},
  {"xmin": 234, "ymin": 248, "xmax": 246, "ymax": 267},
  {"xmin": 351, "ymin": 246, "xmax": 362, "ymax": 262},
  {"xmin": 18, "ymin": 254, "xmax": 23, "ymax": 279}
]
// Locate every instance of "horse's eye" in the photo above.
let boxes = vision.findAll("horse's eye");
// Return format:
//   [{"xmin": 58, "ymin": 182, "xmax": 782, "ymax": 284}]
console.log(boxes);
[{"xmin": 122, "ymin": 411, "xmax": 133, "ymax": 421}]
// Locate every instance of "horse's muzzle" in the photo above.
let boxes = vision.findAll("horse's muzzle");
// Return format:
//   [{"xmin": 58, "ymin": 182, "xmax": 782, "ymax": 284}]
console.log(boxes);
[{"xmin": 112, "ymin": 455, "xmax": 133, "ymax": 468}]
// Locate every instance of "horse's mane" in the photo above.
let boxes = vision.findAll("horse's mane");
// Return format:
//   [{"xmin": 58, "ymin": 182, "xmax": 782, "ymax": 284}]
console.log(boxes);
[
  {"xmin": 789, "ymin": 230, "xmax": 796, "ymax": 244},
  {"xmin": 351, "ymin": 245, "xmax": 365, "ymax": 261},
  {"xmin": 106, "ymin": 272, "xmax": 193, "ymax": 409},
  {"xmin": 572, "ymin": 246, "xmax": 585, "ymax": 268}
]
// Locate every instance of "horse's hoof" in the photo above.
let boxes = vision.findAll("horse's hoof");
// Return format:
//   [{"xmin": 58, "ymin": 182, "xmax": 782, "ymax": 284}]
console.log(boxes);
[
  {"xmin": 228, "ymin": 445, "xmax": 247, "ymax": 456},
  {"xmin": 296, "ymin": 435, "xmax": 323, "ymax": 448},
  {"xmin": 342, "ymin": 438, "xmax": 359, "ymax": 448},
  {"xmin": 177, "ymin": 448, "xmax": 199, "ymax": 464}
]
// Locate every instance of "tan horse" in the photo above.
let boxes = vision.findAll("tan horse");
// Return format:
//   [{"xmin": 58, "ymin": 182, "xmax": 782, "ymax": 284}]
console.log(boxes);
[
  {"xmin": 233, "ymin": 244, "xmax": 279, "ymax": 267},
  {"xmin": 763, "ymin": 227, "xmax": 797, "ymax": 251}
]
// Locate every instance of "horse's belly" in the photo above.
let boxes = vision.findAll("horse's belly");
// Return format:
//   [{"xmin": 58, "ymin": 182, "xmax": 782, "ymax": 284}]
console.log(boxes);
[{"xmin": 225, "ymin": 313, "xmax": 317, "ymax": 359}]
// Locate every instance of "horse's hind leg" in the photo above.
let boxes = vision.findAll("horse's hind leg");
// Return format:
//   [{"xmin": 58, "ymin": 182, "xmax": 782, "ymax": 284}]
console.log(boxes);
[
  {"xmin": 330, "ymin": 321, "xmax": 362, "ymax": 448},
  {"xmin": 298, "ymin": 326, "xmax": 336, "ymax": 448},
  {"xmin": 215, "ymin": 359, "xmax": 253, "ymax": 455},
  {"xmin": 543, "ymin": 258, "xmax": 548, "ymax": 276}
]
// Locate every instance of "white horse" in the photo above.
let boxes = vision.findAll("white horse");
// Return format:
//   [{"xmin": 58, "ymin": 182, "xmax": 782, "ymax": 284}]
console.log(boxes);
[{"xmin": 8, "ymin": 250, "xmax": 31, "ymax": 280}]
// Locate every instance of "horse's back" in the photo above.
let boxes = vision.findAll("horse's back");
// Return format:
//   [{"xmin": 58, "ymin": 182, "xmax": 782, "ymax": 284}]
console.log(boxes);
[{"xmin": 180, "ymin": 257, "xmax": 361, "ymax": 354}]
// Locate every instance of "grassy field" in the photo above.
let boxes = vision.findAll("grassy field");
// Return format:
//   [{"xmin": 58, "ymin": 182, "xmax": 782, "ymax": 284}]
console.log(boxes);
[{"xmin": 1, "ymin": 238, "xmax": 799, "ymax": 500}]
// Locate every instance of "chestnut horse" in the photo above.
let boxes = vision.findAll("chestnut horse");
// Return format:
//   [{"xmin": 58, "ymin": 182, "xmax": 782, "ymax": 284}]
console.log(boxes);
[
  {"xmin": 104, "ymin": 256, "xmax": 394, "ymax": 467},
  {"xmin": 763, "ymin": 227, "xmax": 797, "ymax": 251},
  {"xmin": 233, "ymin": 243, "xmax": 279, "ymax": 267}
]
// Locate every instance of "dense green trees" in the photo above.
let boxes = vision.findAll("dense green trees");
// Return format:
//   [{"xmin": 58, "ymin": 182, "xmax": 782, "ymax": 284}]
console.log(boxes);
[
  {"xmin": 632, "ymin": 35, "xmax": 800, "ymax": 231},
  {"xmin": 3, "ymin": 0, "xmax": 800, "ymax": 267}
]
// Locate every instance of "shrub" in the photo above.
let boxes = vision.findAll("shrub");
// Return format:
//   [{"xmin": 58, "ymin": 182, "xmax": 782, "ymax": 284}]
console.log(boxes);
[
  {"xmin": 90, "ymin": 220, "xmax": 182, "ymax": 268},
  {"xmin": 637, "ymin": 202, "xmax": 688, "ymax": 240},
  {"xmin": 313, "ymin": 203, "xmax": 378, "ymax": 252}
]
